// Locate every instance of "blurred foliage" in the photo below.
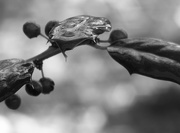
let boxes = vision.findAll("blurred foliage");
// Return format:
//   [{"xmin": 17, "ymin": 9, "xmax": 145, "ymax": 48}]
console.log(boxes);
[
  {"xmin": 1, "ymin": 0, "xmax": 180, "ymax": 133},
  {"xmin": 105, "ymin": 85, "xmax": 180, "ymax": 133}
]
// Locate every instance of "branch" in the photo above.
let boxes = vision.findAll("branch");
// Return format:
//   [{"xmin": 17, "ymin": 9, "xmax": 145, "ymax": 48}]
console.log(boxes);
[{"xmin": 26, "ymin": 46, "xmax": 61, "ymax": 62}]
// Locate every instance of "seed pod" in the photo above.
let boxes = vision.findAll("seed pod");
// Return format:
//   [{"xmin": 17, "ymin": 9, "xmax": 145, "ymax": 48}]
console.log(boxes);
[
  {"xmin": 23, "ymin": 22, "xmax": 41, "ymax": 38},
  {"xmin": 5, "ymin": 94, "xmax": 21, "ymax": 110}
]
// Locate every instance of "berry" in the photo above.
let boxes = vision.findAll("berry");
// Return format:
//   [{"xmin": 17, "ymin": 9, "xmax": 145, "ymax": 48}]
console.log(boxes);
[
  {"xmin": 109, "ymin": 29, "xmax": 128, "ymax": 42},
  {"xmin": 23, "ymin": 22, "xmax": 41, "ymax": 38},
  {"xmin": 93, "ymin": 29, "xmax": 105, "ymax": 35},
  {"xmin": 25, "ymin": 80, "xmax": 42, "ymax": 96},
  {"xmin": 45, "ymin": 20, "xmax": 59, "ymax": 37},
  {"xmin": 5, "ymin": 94, "xmax": 21, "ymax": 110},
  {"xmin": 39, "ymin": 77, "xmax": 55, "ymax": 94}
]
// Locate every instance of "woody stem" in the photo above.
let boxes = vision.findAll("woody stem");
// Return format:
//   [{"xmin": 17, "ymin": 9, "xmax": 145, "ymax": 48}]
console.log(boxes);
[{"xmin": 26, "ymin": 46, "xmax": 61, "ymax": 63}]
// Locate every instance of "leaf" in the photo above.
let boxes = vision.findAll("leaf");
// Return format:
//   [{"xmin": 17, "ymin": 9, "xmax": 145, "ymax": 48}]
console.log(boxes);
[
  {"xmin": 0, "ymin": 59, "xmax": 34, "ymax": 102},
  {"xmin": 107, "ymin": 38, "xmax": 180, "ymax": 85},
  {"xmin": 49, "ymin": 15, "xmax": 111, "ymax": 46}
]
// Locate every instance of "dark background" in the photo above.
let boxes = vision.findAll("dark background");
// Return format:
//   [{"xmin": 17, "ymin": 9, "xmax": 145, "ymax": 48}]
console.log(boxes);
[{"xmin": 1, "ymin": 0, "xmax": 180, "ymax": 133}]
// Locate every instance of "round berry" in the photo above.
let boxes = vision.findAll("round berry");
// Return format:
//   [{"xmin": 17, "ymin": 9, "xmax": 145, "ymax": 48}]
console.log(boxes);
[
  {"xmin": 25, "ymin": 80, "xmax": 42, "ymax": 96},
  {"xmin": 23, "ymin": 22, "xmax": 41, "ymax": 38},
  {"xmin": 109, "ymin": 29, "xmax": 128, "ymax": 42},
  {"xmin": 93, "ymin": 29, "xmax": 105, "ymax": 35},
  {"xmin": 39, "ymin": 77, "xmax": 55, "ymax": 94},
  {"xmin": 5, "ymin": 94, "xmax": 21, "ymax": 110},
  {"xmin": 45, "ymin": 20, "xmax": 59, "ymax": 37}
]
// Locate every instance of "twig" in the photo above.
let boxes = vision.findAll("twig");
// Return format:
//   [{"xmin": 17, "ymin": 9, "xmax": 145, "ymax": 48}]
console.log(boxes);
[{"xmin": 26, "ymin": 46, "xmax": 61, "ymax": 62}]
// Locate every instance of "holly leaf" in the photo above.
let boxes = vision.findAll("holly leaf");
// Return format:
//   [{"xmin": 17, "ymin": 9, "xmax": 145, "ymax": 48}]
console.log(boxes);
[
  {"xmin": 107, "ymin": 38, "xmax": 180, "ymax": 85},
  {"xmin": 0, "ymin": 59, "xmax": 34, "ymax": 102}
]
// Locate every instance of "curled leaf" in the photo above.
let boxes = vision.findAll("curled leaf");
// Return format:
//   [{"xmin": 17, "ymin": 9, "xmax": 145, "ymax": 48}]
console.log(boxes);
[
  {"xmin": 107, "ymin": 38, "xmax": 180, "ymax": 85},
  {"xmin": 49, "ymin": 15, "xmax": 111, "ymax": 41},
  {"xmin": 49, "ymin": 15, "xmax": 112, "ymax": 50},
  {"xmin": 0, "ymin": 59, "xmax": 34, "ymax": 102}
]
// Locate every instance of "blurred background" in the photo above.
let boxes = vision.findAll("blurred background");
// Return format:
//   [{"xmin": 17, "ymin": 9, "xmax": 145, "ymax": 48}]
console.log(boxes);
[{"xmin": 1, "ymin": 0, "xmax": 180, "ymax": 133}]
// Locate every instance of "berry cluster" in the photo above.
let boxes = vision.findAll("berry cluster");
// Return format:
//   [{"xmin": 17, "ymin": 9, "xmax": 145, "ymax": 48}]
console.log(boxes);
[
  {"xmin": 4, "ymin": 21, "xmax": 57, "ymax": 110},
  {"xmin": 25, "ymin": 77, "xmax": 55, "ymax": 96},
  {"xmin": 23, "ymin": 21, "xmax": 59, "ymax": 40},
  {"xmin": 3, "ymin": 18, "xmax": 128, "ymax": 110},
  {"xmin": 23, "ymin": 21, "xmax": 67, "ymax": 59},
  {"xmin": 5, "ymin": 76, "xmax": 55, "ymax": 110}
]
